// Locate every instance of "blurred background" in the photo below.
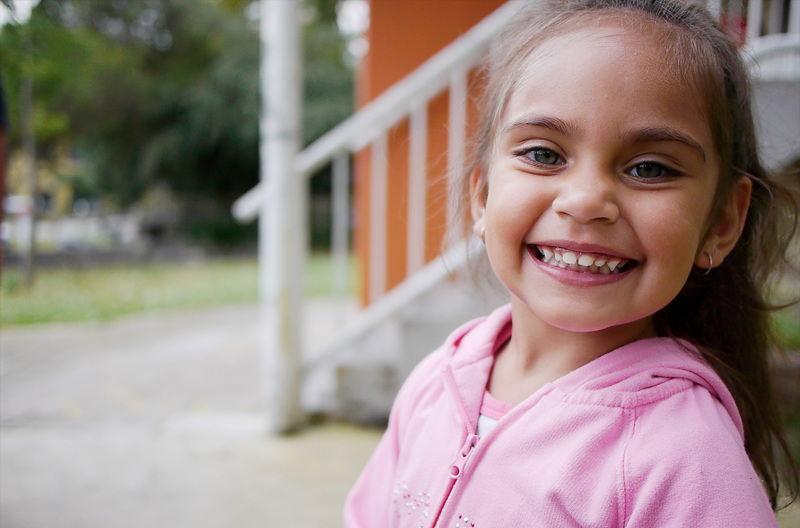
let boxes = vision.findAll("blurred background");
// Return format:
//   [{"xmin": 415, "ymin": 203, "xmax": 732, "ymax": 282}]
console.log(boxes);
[
  {"xmin": 0, "ymin": 0, "xmax": 798, "ymax": 526},
  {"xmin": 0, "ymin": 0, "xmax": 358, "ymax": 299}
]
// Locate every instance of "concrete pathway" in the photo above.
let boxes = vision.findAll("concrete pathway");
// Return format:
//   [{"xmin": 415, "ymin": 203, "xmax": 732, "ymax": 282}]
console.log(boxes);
[
  {"xmin": 0, "ymin": 303, "xmax": 383, "ymax": 528},
  {"xmin": 2, "ymin": 303, "xmax": 798, "ymax": 527}
]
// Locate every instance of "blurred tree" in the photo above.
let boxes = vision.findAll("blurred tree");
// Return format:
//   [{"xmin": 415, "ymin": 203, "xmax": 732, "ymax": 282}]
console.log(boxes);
[
  {"xmin": 304, "ymin": 0, "xmax": 354, "ymax": 145},
  {"xmin": 0, "ymin": 0, "xmax": 353, "ymax": 211}
]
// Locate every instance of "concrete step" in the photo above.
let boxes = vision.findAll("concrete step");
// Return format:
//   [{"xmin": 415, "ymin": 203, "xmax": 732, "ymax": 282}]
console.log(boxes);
[{"xmin": 313, "ymin": 274, "xmax": 506, "ymax": 423}]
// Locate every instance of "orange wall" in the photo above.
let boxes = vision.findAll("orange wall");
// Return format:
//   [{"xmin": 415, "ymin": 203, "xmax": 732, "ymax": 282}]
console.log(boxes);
[{"xmin": 355, "ymin": 0, "xmax": 506, "ymax": 305}]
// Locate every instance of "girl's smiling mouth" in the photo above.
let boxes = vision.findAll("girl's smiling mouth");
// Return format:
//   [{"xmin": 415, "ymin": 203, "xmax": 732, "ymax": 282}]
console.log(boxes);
[{"xmin": 529, "ymin": 245, "xmax": 637, "ymax": 274}]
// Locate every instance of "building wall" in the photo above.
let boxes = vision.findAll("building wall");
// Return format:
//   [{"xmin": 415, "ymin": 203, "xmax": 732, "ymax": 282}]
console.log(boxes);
[{"xmin": 355, "ymin": 0, "xmax": 505, "ymax": 305}]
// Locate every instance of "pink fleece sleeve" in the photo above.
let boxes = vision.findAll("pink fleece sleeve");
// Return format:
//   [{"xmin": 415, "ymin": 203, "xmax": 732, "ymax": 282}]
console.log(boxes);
[
  {"xmin": 622, "ymin": 385, "xmax": 778, "ymax": 527},
  {"xmin": 343, "ymin": 348, "xmax": 447, "ymax": 528}
]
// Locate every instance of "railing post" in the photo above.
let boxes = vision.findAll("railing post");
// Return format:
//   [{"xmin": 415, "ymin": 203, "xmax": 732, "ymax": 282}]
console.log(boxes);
[
  {"xmin": 408, "ymin": 104, "xmax": 428, "ymax": 274},
  {"xmin": 747, "ymin": 0, "xmax": 764, "ymax": 41},
  {"xmin": 259, "ymin": 0, "xmax": 305, "ymax": 434},
  {"xmin": 369, "ymin": 133, "xmax": 389, "ymax": 303},
  {"xmin": 332, "ymin": 152, "xmax": 351, "ymax": 297},
  {"xmin": 447, "ymin": 68, "xmax": 468, "ymax": 246},
  {"xmin": 789, "ymin": 0, "xmax": 800, "ymax": 33}
]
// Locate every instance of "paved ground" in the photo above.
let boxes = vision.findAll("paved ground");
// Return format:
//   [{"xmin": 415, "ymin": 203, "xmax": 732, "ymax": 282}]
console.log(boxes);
[
  {"xmin": 0, "ymin": 302, "xmax": 383, "ymax": 528},
  {"xmin": 2, "ymin": 302, "xmax": 798, "ymax": 527}
]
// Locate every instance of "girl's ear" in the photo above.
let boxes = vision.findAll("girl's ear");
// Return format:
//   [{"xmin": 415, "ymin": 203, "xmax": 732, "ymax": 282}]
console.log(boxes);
[
  {"xmin": 470, "ymin": 168, "xmax": 487, "ymax": 238},
  {"xmin": 696, "ymin": 176, "xmax": 752, "ymax": 270}
]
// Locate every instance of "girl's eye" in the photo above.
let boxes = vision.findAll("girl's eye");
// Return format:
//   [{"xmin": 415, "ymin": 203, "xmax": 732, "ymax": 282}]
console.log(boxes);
[
  {"xmin": 629, "ymin": 162, "xmax": 672, "ymax": 180},
  {"xmin": 520, "ymin": 147, "xmax": 564, "ymax": 166}
]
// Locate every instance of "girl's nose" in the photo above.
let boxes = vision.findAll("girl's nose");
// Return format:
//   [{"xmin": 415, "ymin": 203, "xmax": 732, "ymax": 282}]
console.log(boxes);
[{"xmin": 551, "ymin": 169, "xmax": 620, "ymax": 223}]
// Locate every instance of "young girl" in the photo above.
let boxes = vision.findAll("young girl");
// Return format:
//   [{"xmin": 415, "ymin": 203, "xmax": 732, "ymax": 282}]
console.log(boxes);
[{"xmin": 345, "ymin": 0, "xmax": 799, "ymax": 526}]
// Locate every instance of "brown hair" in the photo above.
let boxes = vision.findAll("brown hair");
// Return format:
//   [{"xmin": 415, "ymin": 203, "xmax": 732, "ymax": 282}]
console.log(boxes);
[{"xmin": 458, "ymin": 0, "xmax": 799, "ymax": 509}]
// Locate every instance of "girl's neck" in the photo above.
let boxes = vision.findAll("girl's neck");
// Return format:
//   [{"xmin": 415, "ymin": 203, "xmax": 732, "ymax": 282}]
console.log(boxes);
[{"xmin": 487, "ymin": 297, "xmax": 655, "ymax": 405}]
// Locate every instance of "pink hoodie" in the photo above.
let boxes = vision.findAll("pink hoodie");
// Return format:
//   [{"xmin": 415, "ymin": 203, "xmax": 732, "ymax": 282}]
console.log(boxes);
[{"xmin": 344, "ymin": 304, "xmax": 777, "ymax": 527}]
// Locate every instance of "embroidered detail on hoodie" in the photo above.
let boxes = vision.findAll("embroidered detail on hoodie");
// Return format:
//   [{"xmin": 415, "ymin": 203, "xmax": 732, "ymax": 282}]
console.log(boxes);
[
  {"xmin": 393, "ymin": 481, "xmax": 433, "ymax": 524},
  {"xmin": 454, "ymin": 513, "xmax": 476, "ymax": 527}
]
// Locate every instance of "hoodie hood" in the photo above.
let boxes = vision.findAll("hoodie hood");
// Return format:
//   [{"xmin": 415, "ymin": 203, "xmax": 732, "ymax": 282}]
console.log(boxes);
[{"xmin": 440, "ymin": 304, "xmax": 745, "ymax": 442}]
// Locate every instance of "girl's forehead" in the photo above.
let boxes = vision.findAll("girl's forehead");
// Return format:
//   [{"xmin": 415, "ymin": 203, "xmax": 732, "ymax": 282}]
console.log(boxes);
[
  {"xmin": 536, "ymin": 10, "xmax": 676, "ymax": 49},
  {"xmin": 500, "ymin": 19, "xmax": 707, "ymax": 125},
  {"xmin": 493, "ymin": 18, "xmax": 715, "ymax": 160},
  {"xmin": 522, "ymin": 19, "xmax": 676, "ymax": 79}
]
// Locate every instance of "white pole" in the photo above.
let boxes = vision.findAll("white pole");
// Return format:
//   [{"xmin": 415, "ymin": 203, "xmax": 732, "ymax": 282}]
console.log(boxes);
[
  {"xmin": 332, "ymin": 152, "xmax": 350, "ymax": 297},
  {"xmin": 259, "ymin": 0, "xmax": 305, "ymax": 434}
]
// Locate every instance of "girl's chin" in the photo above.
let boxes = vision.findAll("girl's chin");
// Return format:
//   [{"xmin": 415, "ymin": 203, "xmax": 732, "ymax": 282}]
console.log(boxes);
[{"xmin": 509, "ymin": 296, "xmax": 655, "ymax": 337}]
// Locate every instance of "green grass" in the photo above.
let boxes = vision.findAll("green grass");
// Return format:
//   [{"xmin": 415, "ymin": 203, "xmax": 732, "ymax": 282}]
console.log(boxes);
[
  {"xmin": 774, "ymin": 311, "xmax": 800, "ymax": 350},
  {"xmin": 0, "ymin": 254, "xmax": 358, "ymax": 327}
]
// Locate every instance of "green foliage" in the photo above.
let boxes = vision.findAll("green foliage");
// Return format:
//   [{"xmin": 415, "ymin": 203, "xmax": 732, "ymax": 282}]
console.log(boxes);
[
  {"xmin": 186, "ymin": 217, "xmax": 258, "ymax": 247},
  {"xmin": 773, "ymin": 311, "xmax": 800, "ymax": 350},
  {"xmin": 0, "ymin": 0, "xmax": 354, "ymax": 210},
  {"xmin": 0, "ymin": 4, "xmax": 84, "ymax": 152},
  {"xmin": 304, "ymin": 12, "xmax": 354, "ymax": 145}
]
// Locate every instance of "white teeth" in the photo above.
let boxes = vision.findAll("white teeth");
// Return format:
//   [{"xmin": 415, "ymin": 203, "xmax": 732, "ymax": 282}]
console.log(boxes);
[{"xmin": 535, "ymin": 245, "xmax": 630, "ymax": 274}]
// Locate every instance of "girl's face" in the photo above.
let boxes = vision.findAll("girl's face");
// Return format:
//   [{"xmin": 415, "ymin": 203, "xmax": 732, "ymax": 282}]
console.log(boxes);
[{"xmin": 473, "ymin": 21, "xmax": 748, "ymax": 337}]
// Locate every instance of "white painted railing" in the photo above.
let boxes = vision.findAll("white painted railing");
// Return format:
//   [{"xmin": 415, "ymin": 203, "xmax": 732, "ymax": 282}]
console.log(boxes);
[
  {"xmin": 747, "ymin": 0, "xmax": 800, "ymax": 40},
  {"xmin": 743, "ymin": 0, "xmax": 800, "ymax": 81},
  {"xmin": 233, "ymin": 0, "xmax": 800, "ymax": 392},
  {"xmin": 234, "ymin": 0, "xmax": 525, "ymax": 304}
]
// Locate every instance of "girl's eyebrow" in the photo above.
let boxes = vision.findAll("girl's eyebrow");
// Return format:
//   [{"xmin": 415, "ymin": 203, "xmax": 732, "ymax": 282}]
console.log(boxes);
[
  {"xmin": 620, "ymin": 126, "xmax": 707, "ymax": 162},
  {"xmin": 501, "ymin": 115, "xmax": 578, "ymax": 138}
]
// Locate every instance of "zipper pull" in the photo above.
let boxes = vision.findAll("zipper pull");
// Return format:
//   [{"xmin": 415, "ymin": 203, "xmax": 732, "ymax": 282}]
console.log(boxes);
[{"xmin": 448, "ymin": 434, "xmax": 479, "ymax": 480}]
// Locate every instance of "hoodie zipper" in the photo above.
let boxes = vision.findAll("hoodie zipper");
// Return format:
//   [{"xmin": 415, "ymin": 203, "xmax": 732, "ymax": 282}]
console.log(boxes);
[
  {"xmin": 448, "ymin": 433, "xmax": 479, "ymax": 479},
  {"xmin": 431, "ymin": 368, "xmax": 481, "ymax": 527}
]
